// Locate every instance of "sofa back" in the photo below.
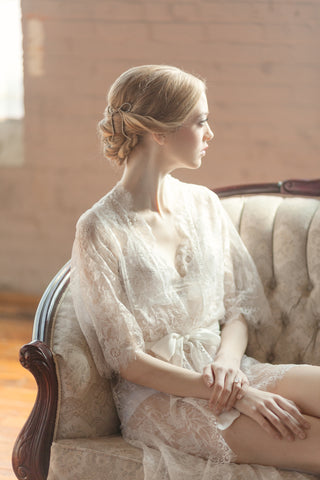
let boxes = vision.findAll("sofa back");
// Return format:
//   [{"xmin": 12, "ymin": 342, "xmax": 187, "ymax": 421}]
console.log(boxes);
[
  {"xmin": 223, "ymin": 195, "xmax": 320, "ymax": 365},
  {"xmin": 50, "ymin": 195, "xmax": 320, "ymax": 441}
]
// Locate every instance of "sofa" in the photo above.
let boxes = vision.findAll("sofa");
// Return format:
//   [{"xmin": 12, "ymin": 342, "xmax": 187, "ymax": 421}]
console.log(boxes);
[{"xmin": 12, "ymin": 179, "xmax": 320, "ymax": 480}]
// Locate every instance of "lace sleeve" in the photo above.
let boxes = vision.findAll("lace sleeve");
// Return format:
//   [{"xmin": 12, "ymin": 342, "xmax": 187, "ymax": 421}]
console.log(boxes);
[
  {"xmin": 70, "ymin": 210, "xmax": 145, "ymax": 378},
  {"xmin": 217, "ymin": 198, "xmax": 270, "ymax": 328}
]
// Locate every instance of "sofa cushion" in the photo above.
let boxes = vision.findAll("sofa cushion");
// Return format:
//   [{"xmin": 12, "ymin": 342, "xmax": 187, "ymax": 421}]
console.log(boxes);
[
  {"xmin": 47, "ymin": 436, "xmax": 143, "ymax": 480},
  {"xmin": 47, "ymin": 435, "xmax": 317, "ymax": 480}
]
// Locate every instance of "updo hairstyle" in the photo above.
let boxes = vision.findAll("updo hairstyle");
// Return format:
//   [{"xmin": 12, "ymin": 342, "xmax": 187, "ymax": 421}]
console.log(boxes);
[{"xmin": 98, "ymin": 65, "xmax": 206, "ymax": 166}]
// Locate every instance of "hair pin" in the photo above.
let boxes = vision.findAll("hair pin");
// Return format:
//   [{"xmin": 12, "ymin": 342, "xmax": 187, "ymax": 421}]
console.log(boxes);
[
  {"xmin": 107, "ymin": 103, "xmax": 132, "ymax": 139},
  {"xmin": 107, "ymin": 102, "xmax": 132, "ymax": 115}
]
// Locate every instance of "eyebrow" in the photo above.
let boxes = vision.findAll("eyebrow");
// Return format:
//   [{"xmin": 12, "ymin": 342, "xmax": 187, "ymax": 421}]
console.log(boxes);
[
  {"xmin": 196, "ymin": 112, "xmax": 209, "ymax": 118},
  {"xmin": 184, "ymin": 111, "xmax": 209, "ymax": 125}
]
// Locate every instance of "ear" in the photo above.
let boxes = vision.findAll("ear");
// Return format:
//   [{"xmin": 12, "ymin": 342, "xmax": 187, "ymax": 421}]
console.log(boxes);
[{"xmin": 151, "ymin": 132, "xmax": 166, "ymax": 146}]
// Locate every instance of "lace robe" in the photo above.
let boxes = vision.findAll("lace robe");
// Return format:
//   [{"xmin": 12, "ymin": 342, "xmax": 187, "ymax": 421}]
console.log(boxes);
[{"xmin": 70, "ymin": 175, "xmax": 294, "ymax": 478}]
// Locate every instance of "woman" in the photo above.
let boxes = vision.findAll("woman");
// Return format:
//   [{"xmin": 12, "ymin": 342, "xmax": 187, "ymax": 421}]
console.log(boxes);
[{"xmin": 71, "ymin": 65, "xmax": 320, "ymax": 477}]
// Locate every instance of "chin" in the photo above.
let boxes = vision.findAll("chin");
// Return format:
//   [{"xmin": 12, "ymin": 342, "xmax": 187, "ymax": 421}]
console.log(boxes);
[
  {"xmin": 182, "ymin": 163, "xmax": 201, "ymax": 171},
  {"xmin": 175, "ymin": 156, "xmax": 202, "ymax": 171},
  {"xmin": 189, "ymin": 160, "xmax": 202, "ymax": 170},
  {"xmin": 192, "ymin": 158, "xmax": 202, "ymax": 169}
]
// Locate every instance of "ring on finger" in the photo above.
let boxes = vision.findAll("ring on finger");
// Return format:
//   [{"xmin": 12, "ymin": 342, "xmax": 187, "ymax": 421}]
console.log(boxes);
[{"xmin": 234, "ymin": 377, "xmax": 240, "ymax": 384}]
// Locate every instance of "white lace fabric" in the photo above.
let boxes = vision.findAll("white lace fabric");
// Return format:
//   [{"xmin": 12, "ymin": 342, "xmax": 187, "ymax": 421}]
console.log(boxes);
[{"xmin": 70, "ymin": 175, "xmax": 294, "ymax": 477}]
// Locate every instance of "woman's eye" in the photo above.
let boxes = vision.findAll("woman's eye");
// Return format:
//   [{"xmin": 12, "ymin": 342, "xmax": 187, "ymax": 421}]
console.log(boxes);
[{"xmin": 199, "ymin": 119, "xmax": 208, "ymax": 126}]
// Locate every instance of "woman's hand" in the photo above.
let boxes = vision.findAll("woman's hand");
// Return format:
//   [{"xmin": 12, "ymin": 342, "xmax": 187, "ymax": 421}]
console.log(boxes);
[
  {"xmin": 203, "ymin": 354, "xmax": 249, "ymax": 414},
  {"xmin": 235, "ymin": 386, "xmax": 310, "ymax": 441}
]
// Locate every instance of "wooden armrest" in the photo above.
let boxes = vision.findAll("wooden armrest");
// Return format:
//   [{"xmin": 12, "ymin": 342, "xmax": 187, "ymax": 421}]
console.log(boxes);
[
  {"xmin": 281, "ymin": 179, "xmax": 320, "ymax": 196},
  {"xmin": 12, "ymin": 340, "xmax": 58, "ymax": 480},
  {"xmin": 215, "ymin": 178, "xmax": 320, "ymax": 197}
]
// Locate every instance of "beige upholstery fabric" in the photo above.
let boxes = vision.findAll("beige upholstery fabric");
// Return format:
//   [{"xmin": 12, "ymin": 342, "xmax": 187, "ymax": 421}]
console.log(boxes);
[
  {"xmin": 47, "ymin": 195, "xmax": 320, "ymax": 480},
  {"xmin": 224, "ymin": 196, "xmax": 320, "ymax": 364},
  {"xmin": 48, "ymin": 438, "xmax": 316, "ymax": 480},
  {"xmin": 50, "ymin": 286, "xmax": 119, "ymax": 440},
  {"xmin": 223, "ymin": 196, "xmax": 320, "ymax": 366},
  {"xmin": 48, "ymin": 437, "xmax": 143, "ymax": 480}
]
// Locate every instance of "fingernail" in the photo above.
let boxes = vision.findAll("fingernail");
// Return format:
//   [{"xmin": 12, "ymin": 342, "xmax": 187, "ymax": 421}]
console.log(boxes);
[
  {"xmin": 205, "ymin": 376, "xmax": 212, "ymax": 387},
  {"xmin": 299, "ymin": 432, "xmax": 306, "ymax": 440},
  {"xmin": 236, "ymin": 393, "xmax": 243, "ymax": 400}
]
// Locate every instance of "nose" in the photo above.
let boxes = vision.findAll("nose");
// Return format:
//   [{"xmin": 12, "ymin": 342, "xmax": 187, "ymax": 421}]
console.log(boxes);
[{"xmin": 204, "ymin": 124, "xmax": 214, "ymax": 142}]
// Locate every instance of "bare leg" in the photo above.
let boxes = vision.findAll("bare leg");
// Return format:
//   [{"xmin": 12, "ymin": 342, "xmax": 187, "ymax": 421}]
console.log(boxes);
[
  {"xmin": 222, "ymin": 365, "xmax": 320, "ymax": 474},
  {"xmin": 222, "ymin": 412, "xmax": 320, "ymax": 474},
  {"xmin": 269, "ymin": 365, "xmax": 320, "ymax": 418}
]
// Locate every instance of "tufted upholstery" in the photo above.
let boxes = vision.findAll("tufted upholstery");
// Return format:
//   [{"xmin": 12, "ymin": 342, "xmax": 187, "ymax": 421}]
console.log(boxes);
[
  {"xmin": 223, "ymin": 196, "xmax": 320, "ymax": 367},
  {"xmin": 47, "ymin": 195, "xmax": 320, "ymax": 480}
]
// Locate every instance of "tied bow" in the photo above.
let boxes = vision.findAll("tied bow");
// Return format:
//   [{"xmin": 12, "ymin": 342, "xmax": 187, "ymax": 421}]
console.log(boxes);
[
  {"xmin": 146, "ymin": 323, "xmax": 221, "ymax": 369},
  {"xmin": 107, "ymin": 102, "xmax": 132, "ymax": 140}
]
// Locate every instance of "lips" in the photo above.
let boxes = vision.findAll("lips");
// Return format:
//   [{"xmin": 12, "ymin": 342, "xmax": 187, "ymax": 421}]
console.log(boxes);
[{"xmin": 200, "ymin": 147, "xmax": 208, "ymax": 156}]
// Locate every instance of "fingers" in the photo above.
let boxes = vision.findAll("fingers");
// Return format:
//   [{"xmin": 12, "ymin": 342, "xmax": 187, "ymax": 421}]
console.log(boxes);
[
  {"xmin": 210, "ymin": 371, "xmax": 249, "ymax": 413},
  {"xmin": 257, "ymin": 397, "xmax": 310, "ymax": 441},
  {"xmin": 235, "ymin": 387, "xmax": 310, "ymax": 442},
  {"xmin": 241, "ymin": 400, "xmax": 295, "ymax": 441},
  {"xmin": 248, "ymin": 408, "xmax": 284, "ymax": 441},
  {"xmin": 209, "ymin": 368, "xmax": 227, "ymax": 410},
  {"xmin": 203, "ymin": 363, "xmax": 250, "ymax": 415},
  {"xmin": 262, "ymin": 405, "xmax": 297, "ymax": 441},
  {"xmin": 202, "ymin": 364, "xmax": 214, "ymax": 387},
  {"xmin": 202, "ymin": 364, "xmax": 249, "ymax": 415},
  {"xmin": 274, "ymin": 397, "xmax": 310, "ymax": 439},
  {"xmin": 236, "ymin": 377, "xmax": 249, "ymax": 400},
  {"xmin": 225, "ymin": 377, "xmax": 249, "ymax": 411},
  {"xmin": 276, "ymin": 397, "xmax": 310, "ymax": 430}
]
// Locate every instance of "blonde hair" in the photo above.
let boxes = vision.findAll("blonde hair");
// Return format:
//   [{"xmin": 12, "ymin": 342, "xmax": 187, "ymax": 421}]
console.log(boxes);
[{"xmin": 98, "ymin": 65, "xmax": 206, "ymax": 166}]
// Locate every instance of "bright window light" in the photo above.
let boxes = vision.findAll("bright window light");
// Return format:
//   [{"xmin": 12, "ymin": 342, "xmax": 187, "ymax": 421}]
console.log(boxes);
[{"xmin": 0, "ymin": 0, "xmax": 24, "ymax": 120}]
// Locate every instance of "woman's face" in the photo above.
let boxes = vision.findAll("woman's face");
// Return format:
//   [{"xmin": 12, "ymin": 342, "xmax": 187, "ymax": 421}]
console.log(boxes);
[{"xmin": 164, "ymin": 92, "xmax": 214, "ymax": 171}]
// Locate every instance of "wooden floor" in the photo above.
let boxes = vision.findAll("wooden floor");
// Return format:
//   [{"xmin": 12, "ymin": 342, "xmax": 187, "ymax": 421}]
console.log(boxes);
[{"xmin": 0, "ymin": 293, "xmax": 39, "ymax": 480}]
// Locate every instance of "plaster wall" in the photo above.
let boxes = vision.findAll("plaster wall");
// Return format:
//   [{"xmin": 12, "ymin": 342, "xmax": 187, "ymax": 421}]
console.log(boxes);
[{"xmin": 1, "ymin": 0, "xmax": 319, "ymax": 294}]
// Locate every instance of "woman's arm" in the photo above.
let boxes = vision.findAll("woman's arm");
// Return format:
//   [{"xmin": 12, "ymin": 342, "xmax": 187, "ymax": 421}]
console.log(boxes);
[
  {"xmin": 121, "ymin": 316, "xmax": 248, "ymax": 403},
  {"xmin": 215, "ymin": 314, "xmax": 248, "ymax": 367},
  {"xmin": 203, "ymin": 315, "xmax": 249, "ymax": 413},
  {"xmin": 120, "ymin": 350, "xmax": 211, "ymax": 399},
  {"xmin": 120, "ymin": 347, "xmax": 309, "ymax": 441}
]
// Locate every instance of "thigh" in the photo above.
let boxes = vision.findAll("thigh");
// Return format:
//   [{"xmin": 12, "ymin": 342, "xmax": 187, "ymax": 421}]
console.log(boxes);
[
  {"xmin": 269, "ymin": 365, "xmax": 320, "ymax": 418},
  {"xmin": 222, "ymin": 412, "xmax": 320, "ymax": 474},
  {"xmin": 124, "ymin": 392, "xmax": 235, "ymax": 463}
]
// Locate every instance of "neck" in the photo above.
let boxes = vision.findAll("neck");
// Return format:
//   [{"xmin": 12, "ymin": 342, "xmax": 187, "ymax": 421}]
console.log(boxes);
[{"xmin": 119, "ymin": 141, "xmax": 172, "ymax": 215}]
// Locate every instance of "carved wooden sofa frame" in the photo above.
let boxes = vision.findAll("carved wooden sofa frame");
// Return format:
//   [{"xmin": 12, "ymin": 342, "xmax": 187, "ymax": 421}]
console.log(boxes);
[{"xmin": 12, "ymin": 178, "xmax": 320, "ymax": 480}]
